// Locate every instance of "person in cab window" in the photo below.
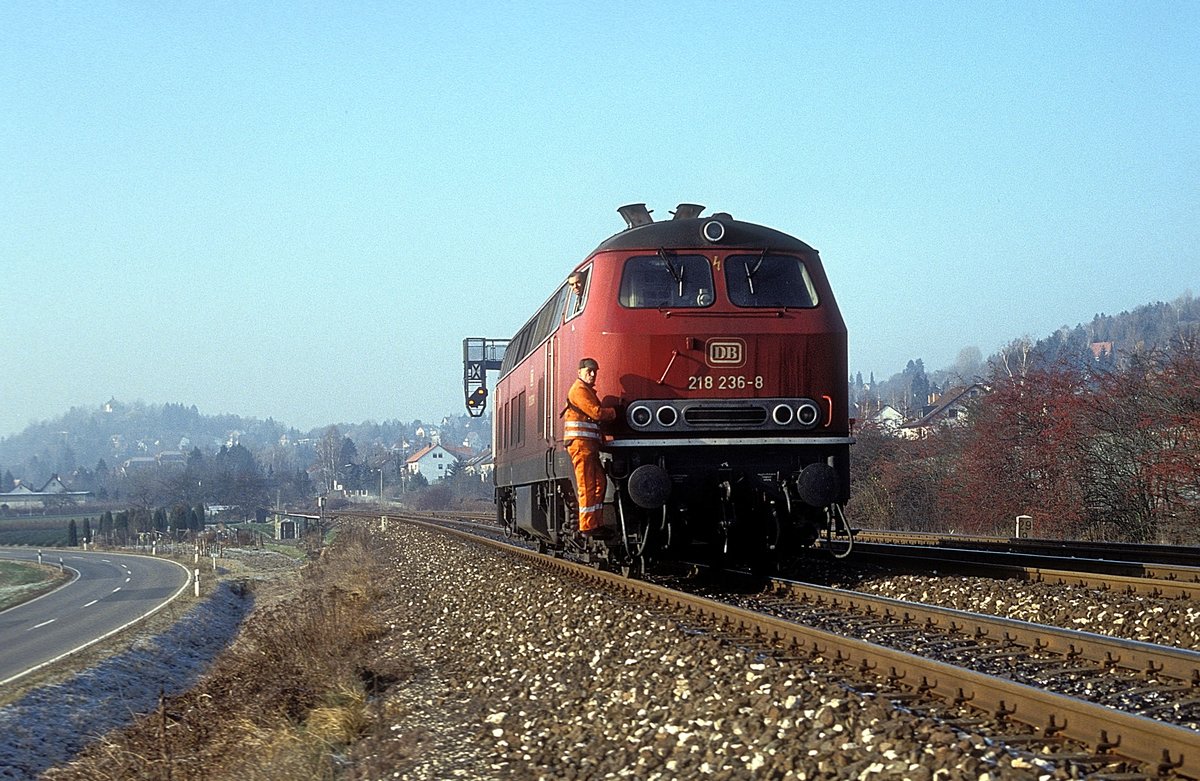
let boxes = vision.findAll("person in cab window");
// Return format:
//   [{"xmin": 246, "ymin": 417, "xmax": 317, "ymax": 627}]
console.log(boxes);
[
  {"xmin": 562, "ymin": 357, "xmax": 616, "ymax": 536},
  {"xmin": 567, "ymin": 271, "xmax": 587, "ymax": 316}
]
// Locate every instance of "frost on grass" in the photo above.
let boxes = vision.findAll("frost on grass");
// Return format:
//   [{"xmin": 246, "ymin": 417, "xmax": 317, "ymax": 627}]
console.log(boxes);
[{"xmin": 0, "ymin": 581, "xmax": 253, "ymax": 780}]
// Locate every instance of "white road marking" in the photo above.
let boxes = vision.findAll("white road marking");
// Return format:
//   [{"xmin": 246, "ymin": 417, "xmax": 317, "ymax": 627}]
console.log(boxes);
[{"xmin": 30, "ymin": 619, "xmax": 55, "ymax": 630}]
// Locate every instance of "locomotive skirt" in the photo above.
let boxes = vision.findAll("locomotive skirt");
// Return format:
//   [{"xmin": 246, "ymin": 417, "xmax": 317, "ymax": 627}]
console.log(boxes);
[{"xmin": 567, "ymin": 438, "xmax": 606, "ymax": 532}]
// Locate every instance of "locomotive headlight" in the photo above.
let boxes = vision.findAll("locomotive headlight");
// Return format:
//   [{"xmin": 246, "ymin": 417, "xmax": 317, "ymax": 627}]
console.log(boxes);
[
  {"xmin": 629, "ymin": 405, "xmax": 653, "ymax": 428},
  {"xmin": 771, "ymin": 404, "xmax": 794, "ymax": 426},
  {"xmin": 656, "ymin": 405, "xmax": 679, "ymax": 427},
  {"xmin": 796, "ymin": 400, "xmax": 821, "ymax": 428},
  {"xmin": 701, "ymin": 219, "xmax": 725, "ymax": 242}
]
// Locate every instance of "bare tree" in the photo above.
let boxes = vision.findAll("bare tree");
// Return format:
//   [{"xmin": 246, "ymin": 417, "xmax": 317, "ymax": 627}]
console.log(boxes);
[{"xmin": 314, "ymin": 426, "xmax": 342, "ymax": 493}]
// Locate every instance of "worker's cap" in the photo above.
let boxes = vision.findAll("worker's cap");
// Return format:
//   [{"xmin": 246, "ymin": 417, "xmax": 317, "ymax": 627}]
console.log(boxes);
[{"xmin": 578, "ymin": 358, "xmax": 599, "ymax": 370}]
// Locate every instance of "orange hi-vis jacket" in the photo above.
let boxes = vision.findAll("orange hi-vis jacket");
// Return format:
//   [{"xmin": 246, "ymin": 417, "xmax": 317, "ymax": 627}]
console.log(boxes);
[{"xmin": 564, "ymin": 378, "xmax": 616, "ymax": 532}]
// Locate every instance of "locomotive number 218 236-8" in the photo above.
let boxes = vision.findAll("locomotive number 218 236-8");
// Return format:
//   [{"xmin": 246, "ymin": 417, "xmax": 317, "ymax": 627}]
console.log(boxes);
[{"xmin": 687, "ymin": 374, "xmax": 765, "ymax": 390}]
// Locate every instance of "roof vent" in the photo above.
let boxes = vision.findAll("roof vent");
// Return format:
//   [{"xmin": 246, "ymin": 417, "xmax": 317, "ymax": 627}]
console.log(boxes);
[
  {"xmin": 617, "ymin": 203, "xmax": 654, "ymax": 229},
  {"xmin": 671, "ymin": 203, "xmax": 704, "ymax": 220}
]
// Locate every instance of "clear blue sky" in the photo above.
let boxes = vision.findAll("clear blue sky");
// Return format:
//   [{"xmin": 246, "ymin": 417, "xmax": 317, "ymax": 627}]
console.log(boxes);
[{"xmin": 2, "ymin": 3, "xmax": 1197, "ymax": 438}]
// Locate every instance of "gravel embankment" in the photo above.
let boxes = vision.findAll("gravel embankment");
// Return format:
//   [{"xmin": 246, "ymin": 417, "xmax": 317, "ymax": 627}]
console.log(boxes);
[
  {"xmin": 355, "ymin": 524, "xmax": 1057, "ymax": 780},
  {"xmin": 9, "ymin": 530, "xmax": 1187, "ymax": 779},
  {"xmin": 848, "ymin": 573, "xmax": 1200, "ymax": 650}
]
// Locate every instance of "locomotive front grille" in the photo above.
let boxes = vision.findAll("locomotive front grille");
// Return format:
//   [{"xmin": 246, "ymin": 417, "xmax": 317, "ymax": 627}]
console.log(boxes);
[{"xmin": 683, "ymin": 405, "xmax": 769, "ymax": 427}]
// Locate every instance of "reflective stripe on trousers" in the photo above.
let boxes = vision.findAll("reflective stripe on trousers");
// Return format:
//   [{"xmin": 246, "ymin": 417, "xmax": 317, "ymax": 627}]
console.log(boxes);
[{"xmin": 567, "ymin": 438, "xmax": 606, "ymax": 532}]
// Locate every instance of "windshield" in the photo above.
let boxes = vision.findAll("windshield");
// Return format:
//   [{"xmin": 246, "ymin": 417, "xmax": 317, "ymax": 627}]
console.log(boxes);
[
  {"xmin": 619, "ymin": 253, "xmax": 714, "ymax": 308},
  {"xmin": 724, "ymin": 253, "xmax": 819, "ymax": 308}
]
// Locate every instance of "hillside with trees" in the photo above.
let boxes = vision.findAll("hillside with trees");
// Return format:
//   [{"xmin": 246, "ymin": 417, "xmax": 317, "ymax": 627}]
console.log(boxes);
[
  {"xmin": 853, "ymin": 291, "xmax": 1199, "ymax": 419},
  {"xmin": 849, "ymin": 291, "xmax": 1199, "ymax": 544},
  {"xmin": 3, "ymin": 292, "xmax": 1195, "ymax": 541},
  {"xmin": 0, "ymin": 400, "xmax": 491, "ymax": 519}
]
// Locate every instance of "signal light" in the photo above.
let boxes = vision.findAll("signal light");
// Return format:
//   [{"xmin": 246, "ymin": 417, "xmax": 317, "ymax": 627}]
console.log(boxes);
[{"xmin": 467, "ymin": 387, "xmax": 488, "ymax": 408}]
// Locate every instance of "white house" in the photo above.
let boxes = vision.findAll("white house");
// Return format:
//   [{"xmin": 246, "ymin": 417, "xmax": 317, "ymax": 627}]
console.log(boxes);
[
  {"xmin": 867, "ymin": 404, "xmax": 905, "ymax": 432},
  {"xmin": 0, "ymin": 475, "xmax": 91, "ymax": 508},
  {"xmin": 897, "ymin": 383, "xmax": 989, "ymax": 439},
  {"xmin": 406, "ymin": 443, "xmax": 464, "ymax": 483},
  {"xmin": 461, "ymin": 448, "xmax": 494, "ymax": 481}
]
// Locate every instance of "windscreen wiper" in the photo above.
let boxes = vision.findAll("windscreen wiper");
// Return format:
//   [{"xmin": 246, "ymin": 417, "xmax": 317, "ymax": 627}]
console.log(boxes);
[
  {"xmin": 744, "ymin": 249, "xmax": 767, "ymax": 295},
  {"xmin": 658, "ymin": 248, "xmax": 685, "ymax": 297}
]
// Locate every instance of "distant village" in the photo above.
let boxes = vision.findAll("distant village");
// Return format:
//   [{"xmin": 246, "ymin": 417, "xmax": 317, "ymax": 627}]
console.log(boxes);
[
  {"xmin": 0, "ymin": 401, "xmax": 496, "ymax": 516},
  {"xmin": 0, "ymin": 375, "xmax": 993, "ymax": 514}
]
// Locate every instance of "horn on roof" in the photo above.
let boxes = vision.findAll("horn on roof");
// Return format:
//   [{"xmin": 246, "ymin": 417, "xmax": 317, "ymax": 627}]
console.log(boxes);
[
  {"xmin": 617, "ymin": 203, "xmax": 654, "ymax": 229},
  {"xmin": 671, "ymin": 203, "xmax": 704, "ymax": 220}
]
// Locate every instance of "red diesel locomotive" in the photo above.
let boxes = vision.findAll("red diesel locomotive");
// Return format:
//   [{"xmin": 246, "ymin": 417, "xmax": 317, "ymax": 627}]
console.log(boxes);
[{"xmin": 463, "ymin": 203, "xmax": 853, "ymax": 572}]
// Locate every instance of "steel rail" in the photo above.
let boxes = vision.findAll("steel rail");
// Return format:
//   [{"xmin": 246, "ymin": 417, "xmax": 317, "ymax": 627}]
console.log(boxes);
[
  {"xmin": 765, "ymin": 577, "xmax": 1200, "ymax": 687},
  {"xmin": 842, "ymin": 542, "xmax": 1200, "ymax": 599},
  {"xmin": 389, "ymin": 514, "xmax": 1200, "ymax": 777},
  {"xmin": 853, "ymin": 530, "xmax": 1200, "ymax": 572}
]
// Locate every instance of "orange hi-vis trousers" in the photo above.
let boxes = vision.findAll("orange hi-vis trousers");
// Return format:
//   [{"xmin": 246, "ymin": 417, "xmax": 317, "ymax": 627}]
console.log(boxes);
[{"xmin": 567, "ymin": 438, "xmax": 606, "ymax": 532}]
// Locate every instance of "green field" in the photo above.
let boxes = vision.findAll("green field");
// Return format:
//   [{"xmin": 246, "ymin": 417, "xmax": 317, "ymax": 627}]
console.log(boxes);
[{"xmin": 0, "ymin": 515, "xmax": 84, "ymax": 547}]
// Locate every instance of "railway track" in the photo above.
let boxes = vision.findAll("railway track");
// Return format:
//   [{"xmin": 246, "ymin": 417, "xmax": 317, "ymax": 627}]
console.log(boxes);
[
  {"xmin": 826, "ymin": 540, "xmax": 1200, "ymax": 600},
  {"xmin": 360, "ymin": 510, "xmax": 1200, "ymax": 777},
  {"xmin": 853, "ymin": 530, "xmax": 1200, "ymax": 569}
]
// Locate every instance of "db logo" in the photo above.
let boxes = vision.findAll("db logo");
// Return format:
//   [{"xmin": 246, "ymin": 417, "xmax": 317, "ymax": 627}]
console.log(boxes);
[{"xmin": 706, "ymin": 339, "xmax": 745, "ymax": 367}]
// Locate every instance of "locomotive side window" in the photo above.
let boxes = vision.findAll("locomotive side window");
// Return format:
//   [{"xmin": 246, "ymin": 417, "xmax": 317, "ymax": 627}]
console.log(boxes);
[
  {"xmin": 501, "ymin": 325, "xmax": 533, "ymax": 375},
  {"xmin": 536, "ymin": 284, "xmax": 569, "ymax": 337},
  {"xmin": 725, "ymin": 254, "xmax": 819, "ymax": 308},
  {"xmin": 618, "ymin": 254, "xmax": 713, "ymax": 308},
  {"xmin": 499, "ymin": 285, "xmax": 570, "ymax": 376}
]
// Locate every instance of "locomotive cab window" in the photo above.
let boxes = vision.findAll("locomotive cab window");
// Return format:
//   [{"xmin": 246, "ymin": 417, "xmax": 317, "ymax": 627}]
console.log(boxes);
[
  {"xmin": 565, "ymin": 266, "xmax": 590, "ymax": 320},
  {"xmin": 725, "ymin": 253, "xmax": 819, "ymax": 308},
  {"xmin": 619, "ymin": 253, "xmax": 714, "ymax": 308}
]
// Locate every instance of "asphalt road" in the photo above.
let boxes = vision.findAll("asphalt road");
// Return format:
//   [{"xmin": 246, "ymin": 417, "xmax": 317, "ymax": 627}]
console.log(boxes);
[{"xmin": 0, "ymin": 548, "xmax": 191, "ymax": 686}]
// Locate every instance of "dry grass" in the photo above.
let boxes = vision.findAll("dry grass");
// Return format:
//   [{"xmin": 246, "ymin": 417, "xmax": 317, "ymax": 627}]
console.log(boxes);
[{"xmin": 41, "ymin": 524, "xmax": 418, "ymax": 781}]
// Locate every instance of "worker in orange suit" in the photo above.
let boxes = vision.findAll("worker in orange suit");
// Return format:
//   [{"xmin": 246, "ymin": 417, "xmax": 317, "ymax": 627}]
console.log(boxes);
[{"xmin": 563, "ymin": 357, "xmax": 617, "ymax": 535}]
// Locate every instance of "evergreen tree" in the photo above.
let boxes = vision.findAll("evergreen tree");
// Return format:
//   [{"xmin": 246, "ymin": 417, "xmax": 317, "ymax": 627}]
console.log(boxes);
[
  {"xmin": 83, "ymin": 517, "xmax": 92, "ymax": 544},
  {"xmin": 169, "ymin": 504, "xmax": 189, "ymax": 536},
  {"xmin": 68, "ymin": 518, "xmax": 78, "ymax": 547},
  {"xmin": 130, "ymin": 507, "xmax": 153, "ymax": 534},
  {"xmin": 337, "ymin": 437, "xmax": 360, "ymax": 488},
  {"xmin": 115, "ymin": 511, "xmax": 130, "ymax": 544},
  {"xmin": 901, "ymin": 359, "xmax": 929, "ymax": 414}
]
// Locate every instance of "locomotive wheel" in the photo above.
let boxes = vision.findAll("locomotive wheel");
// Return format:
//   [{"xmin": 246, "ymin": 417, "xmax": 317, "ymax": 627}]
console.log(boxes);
[
  {"xmin": 748, "ymin": 552, "xmax": 779, "ymax": 577},
  {"xmin": 619, "ymin": 555, "xmax": 645, "ymax": 579}
]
